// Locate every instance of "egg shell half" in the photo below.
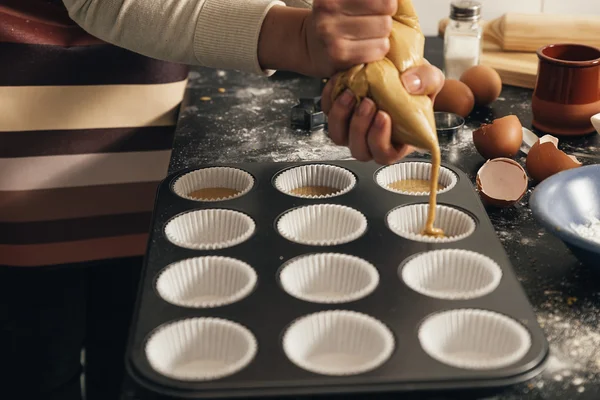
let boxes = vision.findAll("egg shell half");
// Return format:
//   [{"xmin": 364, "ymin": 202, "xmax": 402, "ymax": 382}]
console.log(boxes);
[
  {"xmin": 460, "ymin": 65, "xmax": 503, "ymax": 106},
  {"xmin": 525, "ymin": 135, "xmax": 582, "ymax": 183},
  {"xmin": 473, "ymin": 115, "xmax": 523, "ymax": 160},
  {"xmin": 476, "ymin": 158, "xmax": 529, "ymax": 207},
  {"xmin": 433, "ymin": 79, "xmax": 475, "ymax": 118}
]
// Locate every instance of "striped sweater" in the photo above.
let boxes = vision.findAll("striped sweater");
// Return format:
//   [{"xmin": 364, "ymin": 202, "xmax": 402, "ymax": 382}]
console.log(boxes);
[{"xmin": 0, "ymin": 0, "xmax": 189, "ymax": 266}]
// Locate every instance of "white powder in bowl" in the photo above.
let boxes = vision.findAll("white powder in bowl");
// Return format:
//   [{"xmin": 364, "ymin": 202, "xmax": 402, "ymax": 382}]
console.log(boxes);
[{"xmin": 571, "ymin": 217, "xmax": 600, "ymax": 245}]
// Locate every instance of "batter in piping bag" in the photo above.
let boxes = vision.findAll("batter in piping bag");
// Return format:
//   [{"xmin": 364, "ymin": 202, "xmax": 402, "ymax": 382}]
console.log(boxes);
[{"xmin": 329, "ymin": 0, "xmax": 443, "ymax": 238}]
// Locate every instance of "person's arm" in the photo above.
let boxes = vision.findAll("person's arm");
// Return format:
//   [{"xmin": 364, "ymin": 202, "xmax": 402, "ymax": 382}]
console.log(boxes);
[{"xmin": 62, "ymin": 0, "xmax": 311, "ymax": 75}]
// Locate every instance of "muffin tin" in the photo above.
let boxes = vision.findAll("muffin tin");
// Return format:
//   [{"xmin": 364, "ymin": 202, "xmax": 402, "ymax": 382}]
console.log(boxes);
[{"xmin": 125, "ymin": 159, "xmax": 549, "ymax": 399}]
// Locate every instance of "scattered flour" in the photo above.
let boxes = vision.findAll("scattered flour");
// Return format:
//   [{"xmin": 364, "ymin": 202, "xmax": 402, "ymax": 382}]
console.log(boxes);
[
  {"xmin": 172, "ymin": 72, "xmax": 350, "ymax": 170},
  {"xmin": 531, "ymin": 289, "xmax": 600, "ymax": 396},
  {"xmin": 571, "ymin": 217, "xmax": 600, "ymax": 244},
  {"xmin": 440, "ymin": 122, "xmax": 480, "ymax": 166},
  {"xmin": 235, "ymin": 87, "xmax": 274, "ymax": 98}
]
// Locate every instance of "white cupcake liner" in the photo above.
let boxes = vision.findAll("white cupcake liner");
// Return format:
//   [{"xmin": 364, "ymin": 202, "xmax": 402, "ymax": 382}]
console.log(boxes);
[
  {"xmin": 376, "ymin": 162, "xmax": 458, "ymax": 196},
  {"xmin": 418, "ymin": 309, "xmax": 532, "ymax": 370},
  {"xmin": 156, "ymin": 256, "xmax": 258, "ymax": 308},
  {"xmin": 279, "ymin": 253, "xmax": 379, "ymax": 304},
  {"xmin": 282, "ymin": 310, "xmax": 395, "ymax": 376},
  {"xmin": 277, "ymin": 204, "xmax": 368, "ymax": 246},
  {"xmin": 401, "ymin": 250, "xmax": 503, "ymax": 300},
  {"xmin": 274, "ymin": 164, "xmax": 357, "ymax": 199},
  {"xmin": 387, "ymin": 204, "xmax": 476, "ymax": 243},
  {"xmin": 172, "ymin": 167, "xmax": 254, "ymax": 202},
  {"xmin": 165, "ymin": 209, "xmax": 255, "ymax": 250},
  {"xmin": 146, "ymin": 318, "xmax": 257, "ymax": 381}
]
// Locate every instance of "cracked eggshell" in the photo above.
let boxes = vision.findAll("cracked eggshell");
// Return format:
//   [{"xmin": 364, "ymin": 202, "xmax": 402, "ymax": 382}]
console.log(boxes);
[
  {"xmin": 476, "ymin": 158, "xmax": 528, "ymax": 207},
  {"xmin": 525, "ymin": 135, "xmax": 582, "ymax": 183},
  {"xmin": 473, "ymin": 115, "xmax": 523, "ymax": 160}
]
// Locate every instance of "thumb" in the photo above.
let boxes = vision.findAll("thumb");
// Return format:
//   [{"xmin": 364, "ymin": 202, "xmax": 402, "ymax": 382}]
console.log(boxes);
[{"xmin": 401, "ymin": 64, "xmax": 445, "ymax": 100}]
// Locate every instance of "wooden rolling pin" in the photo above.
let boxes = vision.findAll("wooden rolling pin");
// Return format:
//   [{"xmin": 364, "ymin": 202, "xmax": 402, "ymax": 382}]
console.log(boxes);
[{"xmin": 439, "ymin": 13, "xmax": 600, "ymax": 52}]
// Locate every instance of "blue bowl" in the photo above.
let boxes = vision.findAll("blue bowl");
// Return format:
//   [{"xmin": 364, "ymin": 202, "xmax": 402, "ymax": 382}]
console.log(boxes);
[{"xmin": 530, "ymin": 165, "xmax": 600, "ymax": 267}]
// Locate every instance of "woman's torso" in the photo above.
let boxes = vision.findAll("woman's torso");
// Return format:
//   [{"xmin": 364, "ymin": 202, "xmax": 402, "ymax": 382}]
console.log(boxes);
[{"xmin": 0, "ymin": 0, "xmax": 189, "ymax": 267}]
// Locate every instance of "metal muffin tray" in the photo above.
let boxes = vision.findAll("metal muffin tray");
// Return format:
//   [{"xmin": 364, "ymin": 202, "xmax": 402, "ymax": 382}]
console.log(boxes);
[{"xmin": 125, "ymin": 159, "xmax": 549, "ymax": 399}]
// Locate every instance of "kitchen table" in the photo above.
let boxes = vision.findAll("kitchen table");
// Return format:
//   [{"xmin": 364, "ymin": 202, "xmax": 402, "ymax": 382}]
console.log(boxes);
[{"xmin": 121, "ymin": 37, "xmax": 600, "ymax": 400}]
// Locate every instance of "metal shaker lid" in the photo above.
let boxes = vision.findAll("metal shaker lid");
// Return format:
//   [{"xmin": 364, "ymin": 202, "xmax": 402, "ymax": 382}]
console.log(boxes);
[{"xmin": 450, "ymin": 1, "xmax": 482, "ymax": 21}]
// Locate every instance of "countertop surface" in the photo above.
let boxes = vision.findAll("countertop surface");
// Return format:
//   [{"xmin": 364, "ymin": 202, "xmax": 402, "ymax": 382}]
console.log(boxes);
[{"xmin": 123, "ymin": 38, "xmax": 600, "ymax": 400}]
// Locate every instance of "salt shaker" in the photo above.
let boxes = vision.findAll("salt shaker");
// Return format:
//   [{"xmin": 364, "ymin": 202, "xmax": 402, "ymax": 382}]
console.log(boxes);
[{"xmin": 443, "ymin": 1, "xmax": 483, "ymax": 80}]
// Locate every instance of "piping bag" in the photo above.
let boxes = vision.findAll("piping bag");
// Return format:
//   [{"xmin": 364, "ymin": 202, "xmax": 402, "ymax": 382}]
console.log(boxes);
[
  {"xmin": 331, "ymin": 0, "xmax": 443, "ymax": 237},
  {"xmin": 331, "ymin": 0, "xmax": 437, "ymax": 153}
]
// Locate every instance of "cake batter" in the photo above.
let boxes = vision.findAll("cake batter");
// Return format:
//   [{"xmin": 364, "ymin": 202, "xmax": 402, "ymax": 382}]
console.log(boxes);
[
  {"xmin": 189, "ymin": 188, "xmax": 241, "ymax": 200},
  {"xmin": 389, "ymin": 179, "xmax": 445, "ymax": 194},
  {"xmin": 290, "ymin": 186, "xmax": 339, "ymax": 197}
]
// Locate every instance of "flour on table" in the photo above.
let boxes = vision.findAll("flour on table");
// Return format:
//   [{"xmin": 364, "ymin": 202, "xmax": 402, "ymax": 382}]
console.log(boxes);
[
  {"xmin": 235, "ymin": 87, "xmax": 274, "ymax": 99},
  {"xmin": 172, "ymin": 72, "xmax": 350, "ymax": 170}
]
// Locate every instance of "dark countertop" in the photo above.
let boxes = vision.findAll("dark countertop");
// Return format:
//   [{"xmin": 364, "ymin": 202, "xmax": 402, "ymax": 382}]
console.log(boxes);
[{"xmin": 123, "ymin": 38, "xmax": 600, "ymax": 400}]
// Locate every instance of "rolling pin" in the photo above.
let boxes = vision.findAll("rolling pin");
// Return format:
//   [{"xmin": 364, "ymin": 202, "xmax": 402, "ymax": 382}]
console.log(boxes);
[{"xmin": 439, "ymin": 13, "xmax": 600, "ymax": 53}]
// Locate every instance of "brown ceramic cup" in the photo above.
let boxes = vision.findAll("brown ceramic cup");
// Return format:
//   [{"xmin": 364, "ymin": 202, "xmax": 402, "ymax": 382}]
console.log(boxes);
[{"xmin": 532, "ymin": 43, "xmax": 600, "ymax": 136}]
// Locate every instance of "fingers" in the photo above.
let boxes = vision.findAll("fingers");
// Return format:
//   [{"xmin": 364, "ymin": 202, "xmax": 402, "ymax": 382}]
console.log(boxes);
[
  {"xmin": 326, "ymin": 37, "xmax": 390, "ymax": 70},
  {"xmin": 348, "ymin": 98, "xmax": 377, "ymax": 161},
  {"xmin": 326, "ymin": 93, "xmax": 413, "ymax": 165},
  {"xmin": 366, "ymin": 112, "xmax": 396, "ymax": 164},
  {"xmin": 324, "ymin": 86, "xmax": 414, "ymax": 165},
  {"xmin": 330, "ymin": 15, "xmax": 393, "ymax": 40},
  {"xmin": 401, "ymin": 63, "xmax": 445, "ymax": 100},
  {"xmin": 313, "ymin": 0, "xmax": 395, "ymax": 70},
  {"xmin": 314, "ymin": 0, "xmax": 397, "ymax": 16},
  {"xmin": 327, "ymin": 89, "xmax": 356, "ymax": 146},
  {"xmin": 367, "ymin": 111, "xmax": 414, "ymax": 165}
]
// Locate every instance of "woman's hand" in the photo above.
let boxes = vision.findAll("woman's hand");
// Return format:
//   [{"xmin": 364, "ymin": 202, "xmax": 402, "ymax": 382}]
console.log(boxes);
[
  {"xmin": 302, "ymin": 0, "xmax": 398, "ymax": 77},
  {"xmin": 321, "ymin": 64, "xmax": 445, "ymax": 165}
]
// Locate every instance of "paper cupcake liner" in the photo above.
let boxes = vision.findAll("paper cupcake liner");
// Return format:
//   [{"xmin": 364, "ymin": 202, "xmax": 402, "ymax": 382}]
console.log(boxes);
[
  {"xmin": 165, "ymin": 209, "xmax": 255, "ymax": 250},
  {"xmin": 277, "ymin": 205, "xmax": 368, "ymax": 246},
  {"xmin": 172, "ymin": 167, "xmax": 254, "ymax": 202},
  {"xmin": 387, "ymin": 204, "xmax": 476, "ymax": 243},
  {"xmin": 274, "ymin": 164, "xmax": 357, "ymax": 199},
  {"xmin": 401, "ymin": 250, "xmax": 502, "ymax": 300},
  {"xmin": 279, "ymin": 253, "xmax": 379, "ymax": 304},
  {"xmin": 156, "ymin": 256, "xmax": 258, "ymax": 308},
  {"xmin": 376, "ymin": 162, "xmax": 457, "ymax": 196},
  {"xmin": 145, "ymin": 317, "xmax": 257, "ymax": 381},
  {"xmin": 282, "ymin": 310, "xmax": 395, "ymax": 376},
  {"xmin": 418, "ymin": 309, "xmax": 532, "ymax": 370}
]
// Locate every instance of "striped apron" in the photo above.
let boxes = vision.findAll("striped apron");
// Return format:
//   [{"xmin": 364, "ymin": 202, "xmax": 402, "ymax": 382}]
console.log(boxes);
[{"xmin": 0, "ymin": 0, "xmax": 189, "ymax": 266}]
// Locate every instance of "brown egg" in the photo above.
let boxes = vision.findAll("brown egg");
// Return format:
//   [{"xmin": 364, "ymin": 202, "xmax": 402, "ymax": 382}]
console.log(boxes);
[
  {"xmin": 526, "ymin": 135, "xmax": 582, "ymax": 182},
  {"xmin": 434, "ymin": 79, "xmax": 475, "ymax": 118},
  {"xmin": 476, "ymin": 158, "xmax": 528, "ymax": 207},
  {"xmin": 460, "ymin": 65, "xmax": 503, "ymax": 106},
  {"xmin": 473, "ymin": 115, "xmax": 523, "ymax": 160}
]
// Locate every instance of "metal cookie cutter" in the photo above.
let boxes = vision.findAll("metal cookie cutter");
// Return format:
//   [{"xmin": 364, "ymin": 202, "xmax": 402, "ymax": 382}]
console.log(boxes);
[
  {"xmin": 434, "ymin": 112, "xmax": 465, "ymax": 135},
  {"xmin": 291, "ymin": 96, "xmax": 327, "ymax": 131}
]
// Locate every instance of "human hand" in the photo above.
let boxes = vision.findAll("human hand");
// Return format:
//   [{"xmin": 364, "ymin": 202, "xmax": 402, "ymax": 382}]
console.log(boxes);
[
  {"xmin": 321, "ymin": 63, "xmax": 445, "ymax": 165},
  {"xmin": 302, "ymin": 0, "xmax": 398, "ymax": 77}
]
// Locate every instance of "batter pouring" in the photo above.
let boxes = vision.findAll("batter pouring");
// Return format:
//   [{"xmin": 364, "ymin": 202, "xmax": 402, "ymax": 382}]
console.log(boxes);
[{"xmin": 331, "ymin": 0, "xmax": 443, "ymax": 238}]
